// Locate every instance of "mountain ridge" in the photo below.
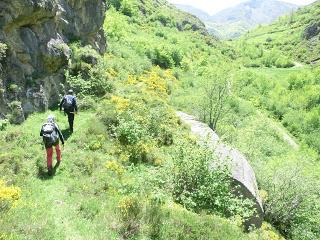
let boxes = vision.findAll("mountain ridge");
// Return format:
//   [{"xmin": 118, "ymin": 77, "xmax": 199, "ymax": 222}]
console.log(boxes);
[{"xmin": 174, "ymin": 0, "xmax": 299, "ymax": 39}]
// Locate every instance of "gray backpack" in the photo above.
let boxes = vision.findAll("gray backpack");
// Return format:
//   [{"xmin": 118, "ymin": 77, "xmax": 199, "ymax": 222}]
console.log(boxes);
[
  {"xmin": 63, "ymin": 95, "xmax": 74, "ymax": 112},
  {"xmin": 42, "ymin": 123, "xmax": 58, "ymax": 147}
]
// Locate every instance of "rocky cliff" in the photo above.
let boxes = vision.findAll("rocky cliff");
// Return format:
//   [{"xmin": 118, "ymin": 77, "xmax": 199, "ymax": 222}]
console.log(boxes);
[{"xmin": 0, "ymin": 0, "xmax": 106, "ymax": 123}]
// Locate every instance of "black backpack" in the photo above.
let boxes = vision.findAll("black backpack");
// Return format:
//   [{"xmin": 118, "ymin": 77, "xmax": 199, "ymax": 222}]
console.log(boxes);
[
  {"xmin": 42, "ymin": 123, "xmax": 58, "ymax": 147},
  {"xmin": 62, "ymin": 95, "xmax": 74, "ymax": 112}
]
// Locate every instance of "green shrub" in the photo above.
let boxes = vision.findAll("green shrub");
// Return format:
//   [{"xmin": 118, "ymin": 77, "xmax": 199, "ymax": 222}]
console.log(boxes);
[
  {"xmin": 0, "ymin": 120, "xmax": 8, "ymax": 131},
  {"xmin": 0, "ymin": 43, "xmax": 7, "ymax": 60},
  {"xmin": 120, "ymin": 0, "xmax": 138, "ymax": 17},
  {"xmin": 88, "ymin": 61, "xmax": 114, "ymax": 97},
  {"xmin": 171, "ymin": 140, "xmax": 255, "ymax": 220},
  {"xmin": 108, "ymin": 0, "xmax": 122, "ymax": 10},
  {"xmin": 160, "ymin": 204, "xmax": 252, "ymax": 240},
  {"xmin": 145, "ymin": 195, "xmax": 167, "ymax": 239},
  {"xmin": 275, "ymin": 57, "xmax": 295, "ymax": 68},
  {"xmin": 147, "ymin": 46, "xmax": 174, "ymax": 69},
  {"xmin": 77, "ymin": 96, "xmax": 98, "ymax": 110},
  {"xmin": 97, "ymin": 100, "xmax": 119, "ymax": 129},
  {"xmin": 115, "ymin": 115, "xmax": 147, "ymax": 145},
  {"xmin": 118, "ymin": 195, "xmax": 143, "ymax": 239},
  {"xmin": 262, "ymin": 167, "xmax": 320, "ymax": 239}
]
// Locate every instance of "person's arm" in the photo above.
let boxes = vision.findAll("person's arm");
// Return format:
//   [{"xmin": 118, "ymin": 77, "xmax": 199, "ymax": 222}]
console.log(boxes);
[
  {"xmin": 59, "ymin": 97, "xmax": 65, "ymax": 111},
  {"xmin": 40, "ymin": 127, "xmax": 43, "ymax": 136},
  {"xmin": 73, "ymin": 96, "xmax": 78, "ymax": 112},
  {"xmin": 55, "ymin": 124, "xmax": 65, "ymax": 145}
]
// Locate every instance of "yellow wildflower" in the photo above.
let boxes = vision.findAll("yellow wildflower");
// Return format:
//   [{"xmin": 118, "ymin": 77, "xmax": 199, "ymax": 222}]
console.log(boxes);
[
  {"xmin": 111, "ymin": 95, "xmax": 130, "ymax": 112},
  {"xmin": 0, "ymin": 179, "xmax": 21, "ymax": 210},
  {"xmin": 106, "ymin": 161, "xmax": 125, "ymax": 176}
]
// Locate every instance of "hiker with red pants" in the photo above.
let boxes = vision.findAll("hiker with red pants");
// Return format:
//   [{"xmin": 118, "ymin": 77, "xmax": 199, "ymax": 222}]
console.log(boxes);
[
  {"xmin": 40, "ymin": 115, "xmax": 64, "ymax": 175},
  {"xmin": 59, "ymin": 89, "xmax": 78, "ymax": 133}
]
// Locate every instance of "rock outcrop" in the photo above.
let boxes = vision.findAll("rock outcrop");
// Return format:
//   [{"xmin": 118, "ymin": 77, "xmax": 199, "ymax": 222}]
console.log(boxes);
[
  {"xmin": 304, "ymin": 20, "xmax": 320, "ymax": 40},
  {"xmin": 0, "ymin": 0, "xmax": 106, "ymax": 122},
  {"xmin": 177, "ymin": 112, "xmax": 264, "ymax": 229}
]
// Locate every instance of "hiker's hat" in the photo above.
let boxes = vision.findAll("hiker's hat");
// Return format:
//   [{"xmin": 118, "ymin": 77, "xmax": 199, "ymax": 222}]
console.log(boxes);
[
  {"xmin": 68, "ymin": 89, "xmax": 73, "ymax": 94},
  {"xmin": 47, "ymin": 114, "xmax": 55, "ymax": 123}
]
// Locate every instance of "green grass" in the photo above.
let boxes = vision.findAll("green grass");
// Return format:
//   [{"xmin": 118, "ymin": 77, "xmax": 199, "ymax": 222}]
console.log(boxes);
[{"xmin": 1, "ymin": 111, "xmax": 120, "ymax": 239}]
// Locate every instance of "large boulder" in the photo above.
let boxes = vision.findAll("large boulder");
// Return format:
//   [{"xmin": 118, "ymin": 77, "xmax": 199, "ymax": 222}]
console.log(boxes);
[
  {"xmin": 177, "ymin": 111, "xmax": 264, "ymax": 229},
  {"xmin": 0, "ymin": 0, "xmax": 106, "ymax": 123}
]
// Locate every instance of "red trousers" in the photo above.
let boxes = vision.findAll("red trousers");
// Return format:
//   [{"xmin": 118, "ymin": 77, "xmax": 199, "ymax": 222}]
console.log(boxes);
[{"xmin": 46, "ymin": 144, "xmax": 61, "ymax": 168}]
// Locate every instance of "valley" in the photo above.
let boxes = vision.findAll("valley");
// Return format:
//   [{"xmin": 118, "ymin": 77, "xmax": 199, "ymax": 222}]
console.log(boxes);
[{"xmin": 1, "ymin": 0, "xmax": 320, "ymax": 239}]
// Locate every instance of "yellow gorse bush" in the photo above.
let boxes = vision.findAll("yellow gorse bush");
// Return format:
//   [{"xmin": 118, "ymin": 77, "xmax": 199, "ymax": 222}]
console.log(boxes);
[
  {"xmin": 106, "ymin": 160, "xmax": 125, "ymax": 176},
  {"xmin": 126, "ymin": 74, "xmax": 137, "ymax": 85},
  {"xmin": 140, "ymin": 70, "xmax": 167, "ymax": 94},
  {"xmin": 111, "ymin": 95, "xmax": 130, "ymax": 112},
  {"xmin": 0, "ymin": 179, "xmax": 21, "ymax": 210},
  {"xmin": 118, "ymin": 195, "xmax": 141, "ymax": 220}
]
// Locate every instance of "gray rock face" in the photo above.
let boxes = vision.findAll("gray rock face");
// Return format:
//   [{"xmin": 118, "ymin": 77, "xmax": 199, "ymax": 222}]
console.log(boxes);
[
  {"xmin": 177, "ymin": 111, "xmax": 264, "ymax": 228},
  {"xmin": 0, "ymin": 0, "xmax": 106, "ymax": 122},
  {"xmin": 304, "ymin": 21, "xmax": 320, "ymax": 40}
]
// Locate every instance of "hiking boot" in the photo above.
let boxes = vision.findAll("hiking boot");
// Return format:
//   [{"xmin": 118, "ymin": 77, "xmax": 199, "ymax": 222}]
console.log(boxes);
[
  {"xmin": 48, "ymin": 167, "xmax": 53, "ymax": 176},
  {"xmin": 55, "ymin": 161, "xmax": 61, "ymax": 168}
]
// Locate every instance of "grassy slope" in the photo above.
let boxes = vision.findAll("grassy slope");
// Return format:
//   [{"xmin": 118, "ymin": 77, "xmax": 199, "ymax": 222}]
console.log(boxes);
[
  {"xmin": 0, "ymin": 110, "xmax": 258, "ymax": 240},
  {"xmin": 242, "ymin": 1, "xmax": 320, "ymax": 63}
]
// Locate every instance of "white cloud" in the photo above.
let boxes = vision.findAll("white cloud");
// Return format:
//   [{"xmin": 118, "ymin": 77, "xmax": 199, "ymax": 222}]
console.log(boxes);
[{"xmin": 167, "ymin": 0, "xmax": 317, "ymax": 15}]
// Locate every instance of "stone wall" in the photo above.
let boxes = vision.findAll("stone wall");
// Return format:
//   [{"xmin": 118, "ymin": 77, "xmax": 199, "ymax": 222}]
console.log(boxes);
[{"xmin": 0, "ymin": 0, "xmax": 106, "ymax": 122}]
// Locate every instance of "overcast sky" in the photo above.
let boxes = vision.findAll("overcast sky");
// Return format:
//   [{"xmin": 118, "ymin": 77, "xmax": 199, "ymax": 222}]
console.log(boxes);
[{"xmin": 167, "ymin": 0, "xmax": 317, "ymax": 15}]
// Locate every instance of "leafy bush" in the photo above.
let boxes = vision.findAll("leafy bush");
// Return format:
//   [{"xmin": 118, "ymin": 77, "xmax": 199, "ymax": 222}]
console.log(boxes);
[
  {"xmin": 275, "ymin": 57, "xmax": 295, "ymax": 68},
  {"xmin": 0, "ymin": 120, "xmax": 8, "ymax": 131},
  {"xmin": 171, "ymin": 140, "xmax": 255, "ymax": 220},
  {"xmin": 118, "ymin": 195, "xmax": 143, "ymax": 239},
  {"xmin": 262, "ymin": 167, "xmax": 320, "ymax": 239},
  {"xmin": 160, "ymin": 204, "xmax": 252, "ymax": 240},
  {"xmin": 120, "ymin": 0, "xmax": 138, "ymax": 17},
  {"xmin": 147, "ymin": 46, "xmax": 174, "ymax": 69},
  {"xmin": 115, "ymin": 114, "xmax": 147, "ymax": 145},
  {"xmin": 66, "ymin": 61, "xmax": 113, "ymax": 97}
]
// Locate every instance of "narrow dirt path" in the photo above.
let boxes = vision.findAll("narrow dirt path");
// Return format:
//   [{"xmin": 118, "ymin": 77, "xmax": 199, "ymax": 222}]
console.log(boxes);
[
  {"xmin": 19, "ymin": 111, "xmax": 93, "ymax": 239},
  {"xmin": 293, "ymin": 61, "xmax": 304, "ymax": 68}
]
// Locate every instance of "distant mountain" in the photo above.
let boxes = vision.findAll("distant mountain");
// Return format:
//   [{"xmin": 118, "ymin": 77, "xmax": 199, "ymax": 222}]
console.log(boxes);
[
  {"xmin": 174, "ymin": 4, "xmax": 210, "ymax": 21},
  {"xmin": 174, "ymin": 0, "xmax": 299, "ymax": 39}
]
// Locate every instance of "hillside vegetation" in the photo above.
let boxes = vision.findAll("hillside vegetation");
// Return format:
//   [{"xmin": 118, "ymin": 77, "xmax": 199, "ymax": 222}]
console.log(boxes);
[
  {"xmin": 242, "ymin": 0, "xmax": 320, "ymax": 63},
  {"xmin": 1, "ymin": 0, "xmax": 320, "ymax": 239}
]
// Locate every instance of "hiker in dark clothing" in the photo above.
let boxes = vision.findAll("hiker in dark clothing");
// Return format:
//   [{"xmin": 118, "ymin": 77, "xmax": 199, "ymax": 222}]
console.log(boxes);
[
  {"xmin": 40, "ymin": 115, "xmax": 64, "ymax": 174},
  {"xmin": 59, "ymin": 89, "xmax": 78, "ymax": 133}
]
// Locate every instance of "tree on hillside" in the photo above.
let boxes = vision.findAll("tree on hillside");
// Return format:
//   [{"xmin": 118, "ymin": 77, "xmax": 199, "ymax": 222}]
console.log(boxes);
[{"xmin": 200, "ymin": 68, "xmax": 232, "ymax": 131}]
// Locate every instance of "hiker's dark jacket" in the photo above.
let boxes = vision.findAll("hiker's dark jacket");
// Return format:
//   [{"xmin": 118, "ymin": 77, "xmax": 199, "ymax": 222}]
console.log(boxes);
[
  {"xmin": 59, "ymin": 95, "xmax": 78, "ymax": 113},
  {"xmin": 40, "ymin": 123, "xmax": 65, "ymax": 148}
]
